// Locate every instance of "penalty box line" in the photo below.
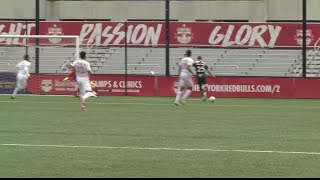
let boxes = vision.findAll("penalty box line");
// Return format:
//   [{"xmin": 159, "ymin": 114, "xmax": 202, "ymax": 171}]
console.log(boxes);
[{"xmin": 1, "ymin": 143, "xmax": 320, "ymax": 156}]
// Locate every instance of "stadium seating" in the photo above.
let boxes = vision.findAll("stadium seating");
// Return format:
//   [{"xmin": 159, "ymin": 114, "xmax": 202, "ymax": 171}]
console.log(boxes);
[{"xmin": 0, "ymin": 46, "xmax": 303, "ymax": 77}]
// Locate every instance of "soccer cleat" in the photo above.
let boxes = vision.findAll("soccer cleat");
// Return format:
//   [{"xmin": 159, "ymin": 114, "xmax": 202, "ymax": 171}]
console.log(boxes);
[
  {"xmin": 81, "ymin": 105, "xmax": 87, "ymax": 111},
  {"xmin": 202, "ymin": 96, "xmax": 207, "ymax": 102},
  {"xmin": 92, "ymin": 91, "xmax": 97, "ymax": 96},
  {"xmin": 74, "ymin": 92, "xmax": 79, "ymax": 98}
]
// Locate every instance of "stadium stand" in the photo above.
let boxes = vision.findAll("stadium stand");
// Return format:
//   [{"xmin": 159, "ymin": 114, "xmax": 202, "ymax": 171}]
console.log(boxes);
[{"xmin": 0, "ymin": 47, "xmax": 303, "ymax": 77}]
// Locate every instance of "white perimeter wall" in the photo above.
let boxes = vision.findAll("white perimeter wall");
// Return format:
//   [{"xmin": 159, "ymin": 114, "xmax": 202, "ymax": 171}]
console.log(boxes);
[{"xmin": 0, "ymin": 0, "xmax": 320, "ymax": 21}]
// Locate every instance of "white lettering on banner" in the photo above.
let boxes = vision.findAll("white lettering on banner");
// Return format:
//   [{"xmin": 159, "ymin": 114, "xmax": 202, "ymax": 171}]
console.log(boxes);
[
  {"xmin": 79, "ymin": 24, "xmax": 95, "ymax": 43},
  {"xmin": 94, "ymin": 81, "xmax": 112, "ymax": 88},
  {"xmin": 79, "ymin": 23, "xmax": 162, "ymax": 46},
  {"xmin": 221, "ymin": 25, "xmax": 235, "ymax": 47},
  {"xmin": 119, "ymin": 81, "xmax": 142, "ymax": 88},
  {"xmin": 249, "ymin": 25, "xmax": 267, "ymax": 46},
  {"xmin": 113, "ymin": 81, "xmax": 118, "ymax": 88},
  {"xmin": 131, "ymin": 24, "xmax": 147, "ymax": 44},
  {"xmin": 208, "ymin": 25, "xmax": 282, "ymax": 48},
  {"xmin": 235, "ymin": 25, "xmax": 252, "ymax": 45},
  {"xmin": 0, "ymin": 23, "xmax": 35, "ymax": 44},
  {"xmin": 55, "ymin": 88, "xmax": 65, "ymax": 91},
  {"xmin": 93, "ymin": 80, "xmax": 142, "ymax": 89},
  {"xmin": 54, "ymin": 80, "xmax": 77, "ymax": 87},
  {"xmin": 193, "ymin": 84, "xmax": 281, "ymax": 94},
  {"xmin": 268, "ymin": 25, "xmax": 282, "ymax": 47}
]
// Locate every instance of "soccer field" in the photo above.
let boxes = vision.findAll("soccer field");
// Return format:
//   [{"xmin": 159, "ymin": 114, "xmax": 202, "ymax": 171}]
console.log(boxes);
[{"xmin": 1, "ymin": 95, "xmax": 320, "ymax": 178}]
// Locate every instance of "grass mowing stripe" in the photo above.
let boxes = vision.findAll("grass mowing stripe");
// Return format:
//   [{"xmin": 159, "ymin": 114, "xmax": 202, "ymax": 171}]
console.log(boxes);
[{"xmin": 2, "ymin": 143, "xmax": 320, "ymax": 155}]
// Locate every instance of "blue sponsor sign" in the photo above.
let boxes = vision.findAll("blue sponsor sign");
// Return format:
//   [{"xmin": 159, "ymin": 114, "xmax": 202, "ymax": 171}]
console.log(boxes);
[{"xmin": 0, "ymin": 72, "xmax": 16, "ymax": 94}]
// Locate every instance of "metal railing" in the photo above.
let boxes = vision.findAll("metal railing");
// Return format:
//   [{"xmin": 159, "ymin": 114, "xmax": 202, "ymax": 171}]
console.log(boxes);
[
  {"xmin": 212, "ymin": 65, "xmax": 239, "ymax": 75},
  {"xmin": 213, "ymin": 65, "xmax": 239, "ymax": 68},
  {"xmin": 294, "ymin": 36, "xmax": 320, "ymax": 77},
  {"xmin": 128, "ymin": 64, "xmax": 160, "ymax": 69},
  {"xmin": 0, "ymin": 62, "xmax": 11, "ymax": 72}
]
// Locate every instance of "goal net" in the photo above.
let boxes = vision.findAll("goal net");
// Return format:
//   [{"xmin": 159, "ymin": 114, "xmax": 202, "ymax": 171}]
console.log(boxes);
[{"xmin": 0, "ymin": 35, "xmax": 80, "ymax": 96}]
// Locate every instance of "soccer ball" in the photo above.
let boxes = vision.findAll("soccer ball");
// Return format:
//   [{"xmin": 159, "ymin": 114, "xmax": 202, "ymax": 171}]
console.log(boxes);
[
  {"xmin": 208, "ymin": 96, "xmax": 216, "ymax": 102},
  {"xmin": 150, "ymin": 71, "xmax": 155, "ymax": 76}
]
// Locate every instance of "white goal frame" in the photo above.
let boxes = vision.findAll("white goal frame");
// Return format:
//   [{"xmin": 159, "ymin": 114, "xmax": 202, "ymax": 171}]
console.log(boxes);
[{"xmin": 0, "ymin": 35, "xmax": 80, "ymax": 61}]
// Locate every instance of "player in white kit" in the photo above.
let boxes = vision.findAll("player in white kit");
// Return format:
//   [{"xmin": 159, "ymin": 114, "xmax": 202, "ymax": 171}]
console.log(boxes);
[
  {"xmin": 11, "ymin": 54, "xmax": 31, "ymax": 99},
  {"xmin": 71, "ymin": 51, "xmax": 97, "ymax": 111},
  {"xmin": 174, "ymin": 50, "xmax": 196, "ymax": 106}
]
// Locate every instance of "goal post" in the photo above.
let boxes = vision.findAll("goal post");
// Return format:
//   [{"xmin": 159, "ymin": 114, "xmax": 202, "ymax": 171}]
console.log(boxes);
[
  {"xmin": 0, "ymin": 35, "xmax": 80, "ymax": 61},
  {"xmin": 0, "ymin": 35, "xmax": 80, "ymax": 96}
]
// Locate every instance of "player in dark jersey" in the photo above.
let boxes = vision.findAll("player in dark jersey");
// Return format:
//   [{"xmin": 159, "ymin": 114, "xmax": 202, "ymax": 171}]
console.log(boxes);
[{"xmin": 193, "ymin": 56, "xmax": 215, "ymax": 101}]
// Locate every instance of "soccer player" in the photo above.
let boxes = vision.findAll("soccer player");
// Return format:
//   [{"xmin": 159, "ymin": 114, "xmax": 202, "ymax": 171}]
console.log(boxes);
[
  {"xmin": 174, "ymin": 50, "xmax": 196, "ymax": 106},
  {"xmin": 193, "ymin": 56, "xmax": 215, "ymax": 101},
  {"xmin": 63, "ymin": 64, "xmax": 97, "ymax": 97},
  {"xmin": 11, "ymin": 54, "xmax": 31, "ymax": 99},
  {"xmin": 71, "ymin": 51, "xmax": 97, "ymax": 111}
]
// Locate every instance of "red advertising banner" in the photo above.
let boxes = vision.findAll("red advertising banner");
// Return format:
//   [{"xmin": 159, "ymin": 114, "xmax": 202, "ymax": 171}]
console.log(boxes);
[
  {"xmin": 28, "ymin": 74, "xmax": 156, "ymax": 96},
  {"xmin": 28, "ymin": 74, "xmax": 320, "ymax": 98},
  {"xmin": 0, "ymin": 21, "xmax": 318, "ymax": 48}
]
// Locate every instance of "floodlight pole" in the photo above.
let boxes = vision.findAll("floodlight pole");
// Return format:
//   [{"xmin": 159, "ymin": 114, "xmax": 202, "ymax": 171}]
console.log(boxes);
[
  {"xmin": 165, "ymin": 0, "xmax": 170, "ymax": 76},
  {"xmin": 35, "ymin": 0, "xmax": 40, "ymax": 74},
  {"xmin": 302, "ymin": 0, "xmax": 307, "ymax": 78},
  {"xmin": 25, "ymin": 20, "xmax": 29, "ymax": 55},
  {"xmin": 125, "ymin": 21, "xmax": 128, "ymax": 96}
]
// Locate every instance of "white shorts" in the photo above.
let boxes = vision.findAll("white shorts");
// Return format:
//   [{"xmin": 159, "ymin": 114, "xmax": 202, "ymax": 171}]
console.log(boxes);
[
  {"xmin": 179, "ymin": 72, "xmax": 193, "ymax": 88},
  {"xmin": 76, "ymin": 77, "xmax": 92, "ymax": 95},
  {"xmin": 16, "ymin": 74, "xmax": 28, "ymax": 89}
]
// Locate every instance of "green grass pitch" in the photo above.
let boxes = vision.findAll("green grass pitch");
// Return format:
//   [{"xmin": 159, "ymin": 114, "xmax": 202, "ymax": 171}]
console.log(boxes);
[{"xmin": 1, "ymin": 95, "xmax": 320, "ymax": 177}]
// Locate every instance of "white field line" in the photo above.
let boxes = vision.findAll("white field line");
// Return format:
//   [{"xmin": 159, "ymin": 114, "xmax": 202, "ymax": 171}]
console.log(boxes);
[
  {"xmin": 0, "ymin": 94, "xmax": 203, "ymax": 101},
  {"xmin": 0, "ymin": 100, "xmax": 320, "ymax": 109},
  {"xmin": 1, "ymin": 143, "xmax": 320, "ymax": 156},
  {"xmin": 2, "ymin": 94, "xmax": 320, "ymax": 101}
]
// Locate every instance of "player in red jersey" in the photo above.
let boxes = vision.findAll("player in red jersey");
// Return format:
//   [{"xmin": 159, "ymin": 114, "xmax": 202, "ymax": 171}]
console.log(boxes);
[{"xmin": 63, "ymin": 68, "xmax": 76, "ymax": 81}]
